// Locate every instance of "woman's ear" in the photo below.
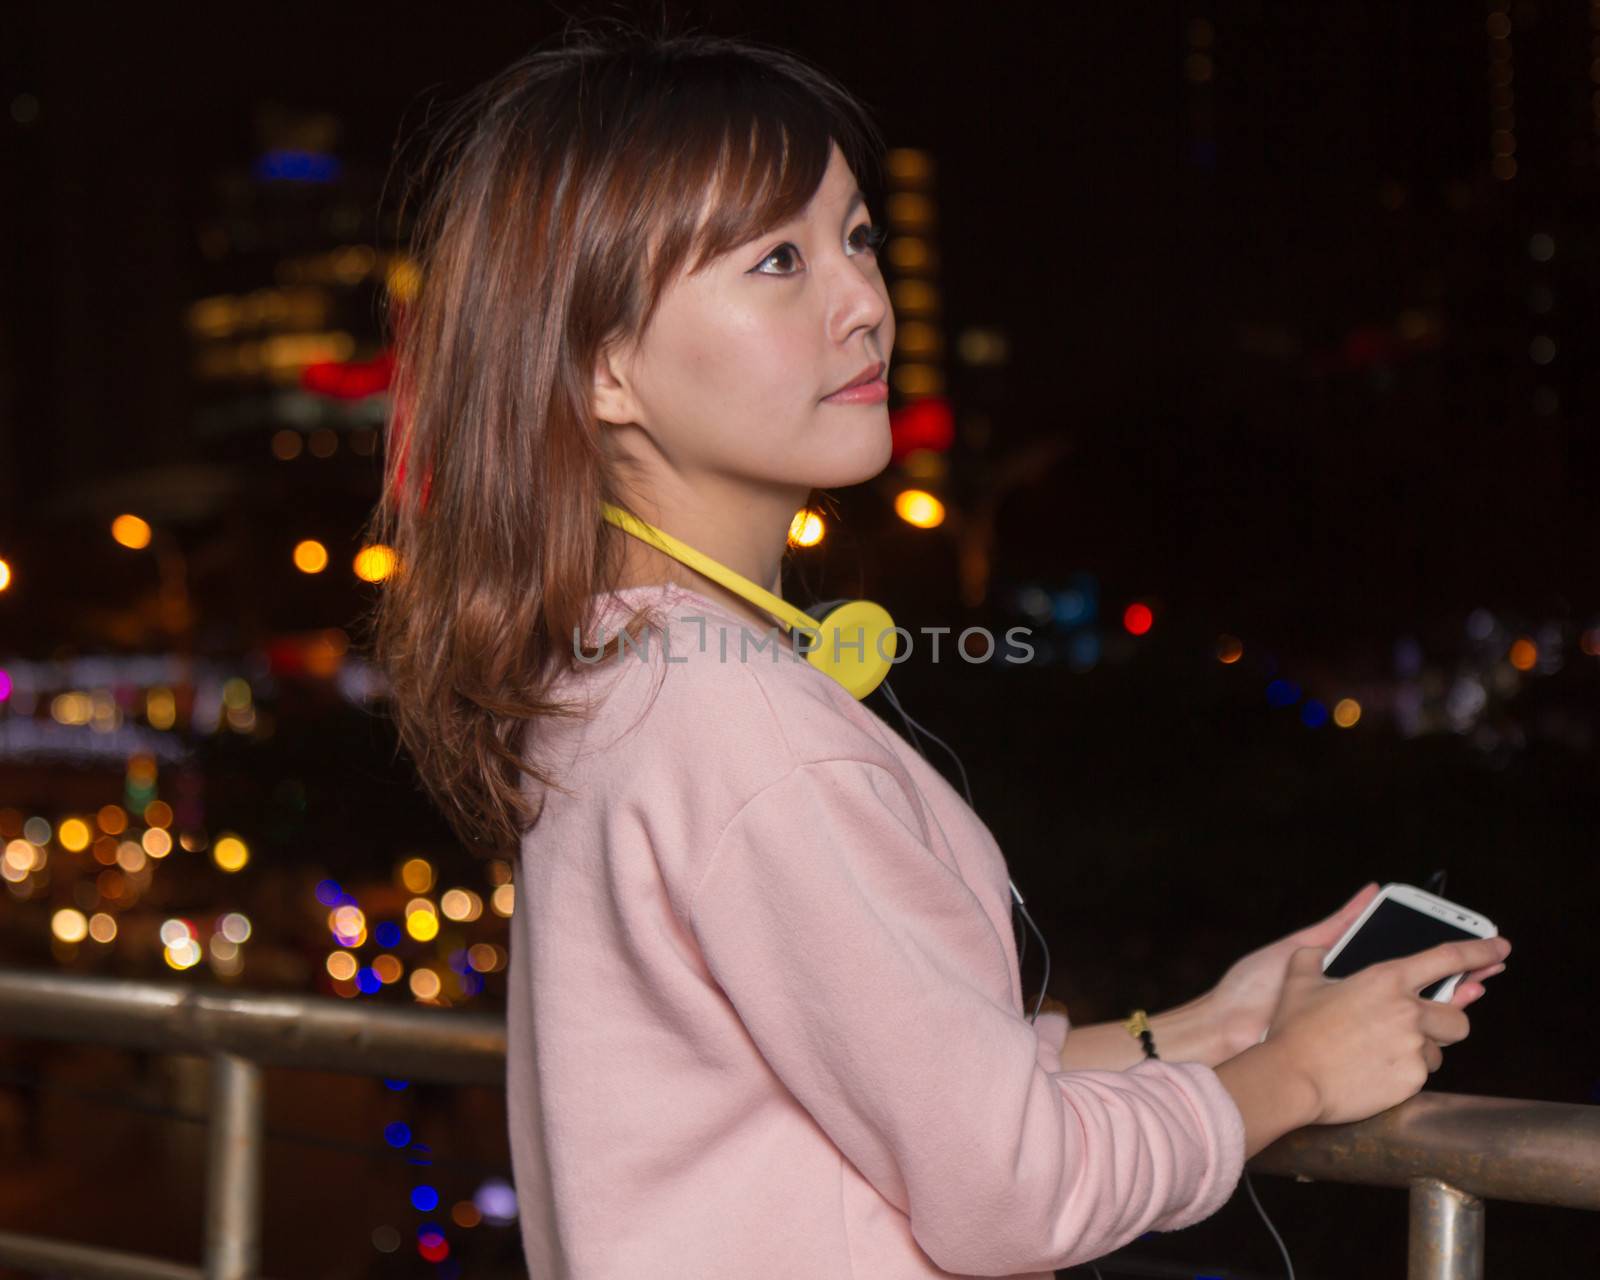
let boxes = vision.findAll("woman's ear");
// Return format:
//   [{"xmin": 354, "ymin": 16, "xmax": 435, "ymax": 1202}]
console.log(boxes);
[{"xmin": 591, "ymin": 337, "xmax": 640, "ymax": 427}]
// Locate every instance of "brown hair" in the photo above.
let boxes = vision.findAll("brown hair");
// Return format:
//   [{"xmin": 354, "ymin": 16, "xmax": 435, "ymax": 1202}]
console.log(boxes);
[{"xmin": 358, "ymin": 19, "xmax": 886, "ymax": 856}]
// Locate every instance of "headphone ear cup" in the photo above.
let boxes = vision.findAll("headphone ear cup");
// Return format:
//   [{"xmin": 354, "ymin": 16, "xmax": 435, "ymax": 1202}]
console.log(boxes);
[{"xmin": 802, "ymin": 599, "xmax": 897, "ymax": 700}]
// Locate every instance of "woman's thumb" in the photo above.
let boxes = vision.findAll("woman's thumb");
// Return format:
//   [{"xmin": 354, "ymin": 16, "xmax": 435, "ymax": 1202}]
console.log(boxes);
[{"xmin": 1290, "ymin": 945, "xmax": 1329, "ymax": 975}]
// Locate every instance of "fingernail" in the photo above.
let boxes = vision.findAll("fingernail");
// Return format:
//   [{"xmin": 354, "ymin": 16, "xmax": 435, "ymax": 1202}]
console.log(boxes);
[{"xmin": 1486, "ymin": 963, "xmax": 1506, "ymax": 976}]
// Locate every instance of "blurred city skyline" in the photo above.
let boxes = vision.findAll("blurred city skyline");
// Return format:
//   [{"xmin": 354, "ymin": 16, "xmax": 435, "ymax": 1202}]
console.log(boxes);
[{"xmin": 2, "ymin": 2, "xmax": 1595, "ymax": 671}]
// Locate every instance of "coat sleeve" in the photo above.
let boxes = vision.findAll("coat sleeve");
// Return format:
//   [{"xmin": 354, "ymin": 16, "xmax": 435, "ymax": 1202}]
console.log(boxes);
[{"xmin": 687, "ymin": 758, "xmax": 1245, "ymax": 1276}]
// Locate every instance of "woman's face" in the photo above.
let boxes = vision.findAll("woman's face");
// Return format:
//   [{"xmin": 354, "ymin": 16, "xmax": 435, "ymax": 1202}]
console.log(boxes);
[{"xmin": 596, "ymin": 141, "xmax": 896, "ymax": 497}]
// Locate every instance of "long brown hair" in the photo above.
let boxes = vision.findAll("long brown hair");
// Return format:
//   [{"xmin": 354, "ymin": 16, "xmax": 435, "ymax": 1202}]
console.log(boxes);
[{"xmin": 359, "ymin": 20, "xmax": 886, "ymax": 856}]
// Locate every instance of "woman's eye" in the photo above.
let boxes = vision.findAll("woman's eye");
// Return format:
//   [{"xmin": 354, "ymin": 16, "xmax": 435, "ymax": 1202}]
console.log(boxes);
[
  {"xmin": 755, "ymin": 244, "xmax": 802, "ymax": 275},
  {"xmin": 851, "ymin": 223, "xmax": 888, "ymax": 255},
  {"xmin": 751, "ymin": 224, "xmax": 886, "ymax": 275}
]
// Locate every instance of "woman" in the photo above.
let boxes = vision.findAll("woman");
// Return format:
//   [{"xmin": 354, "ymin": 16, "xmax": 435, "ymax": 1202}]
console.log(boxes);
[{"xmin": 365, "ymin": 22, "xmax": 1510, "ymax": 1278}]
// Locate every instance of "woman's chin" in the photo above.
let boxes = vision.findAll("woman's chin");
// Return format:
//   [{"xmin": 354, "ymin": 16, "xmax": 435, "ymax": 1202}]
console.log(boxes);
[{"xmin": 807, "ymin": 425, "xmax": 895, "ymax": 490}]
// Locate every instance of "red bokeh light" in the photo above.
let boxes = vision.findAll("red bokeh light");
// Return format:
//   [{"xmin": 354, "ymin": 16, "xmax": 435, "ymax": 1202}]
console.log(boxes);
[
  {"xmin": 300, "ymin": 348, "xmax": 395, "ymax": 400},
  {"xmin": 1123, "ymin": 603, "xmax": 1153, "ymax": 636},
  {"xmin": 889, "ymin": 396, "xmax": 955, "ymax": 461},
  {"xmin": 417, "ymin": 1233, "xmax": 450, "ymax": 1263}
]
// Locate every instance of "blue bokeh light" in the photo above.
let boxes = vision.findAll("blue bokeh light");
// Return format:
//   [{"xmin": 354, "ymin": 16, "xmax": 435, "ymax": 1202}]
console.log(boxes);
[
  {"xmin": 375, "ymin": 921, "xmax": 402, "ymax": 948},
  {"xmin": 356, "ymin": 967, "xmax": 382, "ymax": 995},
  {"xmin": 384, "ymin": 1122, "xmax": 412, "ymax": 1148},
  {"xmin": 314, "ymin": 879, "xmax": 343, "ymax": 906},
  {"xmin": 411, "ymin": 1184, "xmax": 441, "ymax": 1212},
  {"xmin": 1265, "ymin": 679, "xmax": 1301, "ymax": 707},
  {"xmin": 1300, "ymin": 699, "xmax": 1329, "ymax": 728},
  {"xmin": 384, "ymin": 1078, "xmax": 409, "ymax": 1092},
  {"xmin": 254, "ymin": 149, "xmax": 342, "ymax": 183}
]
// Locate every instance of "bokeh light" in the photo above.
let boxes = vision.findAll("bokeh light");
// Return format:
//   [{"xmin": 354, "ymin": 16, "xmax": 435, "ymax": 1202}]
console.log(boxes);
[
  {"xmin": 293, "ymin": 539, "xmax": 329, "ymax": 574},
  {"xmin": 111, "ymin": 514, "xmax": 152, "ymax": 550}
]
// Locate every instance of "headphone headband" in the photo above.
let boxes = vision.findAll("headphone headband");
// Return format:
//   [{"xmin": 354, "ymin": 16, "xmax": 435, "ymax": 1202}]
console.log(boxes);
[{"xmin": 599, "ymin": 502, "xmax": 896, "ymax": 700}]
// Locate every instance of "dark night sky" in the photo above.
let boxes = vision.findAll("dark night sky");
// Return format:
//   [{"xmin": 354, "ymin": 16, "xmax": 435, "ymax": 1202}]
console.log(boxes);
[{"xmin": 2, "ymin": 1, "xmax": 1596, "ymax": 668}]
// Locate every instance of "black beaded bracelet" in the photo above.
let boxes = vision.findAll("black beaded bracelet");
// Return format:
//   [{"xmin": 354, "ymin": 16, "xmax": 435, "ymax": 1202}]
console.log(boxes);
[{"xmin": 1123, "ymin": 1008, "xmax": 1160, "ymax": 1060}]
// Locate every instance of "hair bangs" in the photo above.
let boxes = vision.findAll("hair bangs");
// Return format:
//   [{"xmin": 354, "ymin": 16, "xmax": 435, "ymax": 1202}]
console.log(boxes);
[{"xmin": 627, "ymin": 60, "xmax": 884, "ymax": 331}]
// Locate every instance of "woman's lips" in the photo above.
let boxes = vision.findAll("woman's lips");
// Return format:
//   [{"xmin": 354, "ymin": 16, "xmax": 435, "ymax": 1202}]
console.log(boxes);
[{"xmin": 821, "ymin": 377, "xmax": 889, "ymax": 404}]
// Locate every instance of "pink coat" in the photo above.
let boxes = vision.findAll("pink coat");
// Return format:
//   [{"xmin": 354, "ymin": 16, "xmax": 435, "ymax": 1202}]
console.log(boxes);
[{"xmin": 506, "ymin": 583, "xmax": 1245, "ymax": 1277}]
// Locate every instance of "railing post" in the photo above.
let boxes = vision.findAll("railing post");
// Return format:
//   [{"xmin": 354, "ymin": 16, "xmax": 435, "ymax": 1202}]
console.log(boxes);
[
  {"xmin": 1408, "ymin": 1176, "xmax": 1484, "ymax": 1280},
  {"xmin": 204, "ymin": 1052, "xmax": 263, "ymax": 1280}
]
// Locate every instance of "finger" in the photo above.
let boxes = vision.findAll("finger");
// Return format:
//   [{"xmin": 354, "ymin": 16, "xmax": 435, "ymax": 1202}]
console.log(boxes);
[
  {"xmin": 1420, "ymin": 1000, "xmax": 1471, "ymax": 1046},
  {"xmin": 1399, "ymin": 937, "xmax": 1509, "ymax": 989},
  {"xmin": 1450, "ymin": 982, "xmax": 1484, "ymax": 1007}
]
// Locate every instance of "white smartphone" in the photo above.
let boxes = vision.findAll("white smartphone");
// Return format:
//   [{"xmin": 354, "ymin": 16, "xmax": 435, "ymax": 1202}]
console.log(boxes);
[
  {"xmin": 1254, "ymin": 883, "xmax": 1491, "ymax": 1043},
  {"xmin": 1321, "ymin": 882, "xmax": 1498, "ymax": 1003}
]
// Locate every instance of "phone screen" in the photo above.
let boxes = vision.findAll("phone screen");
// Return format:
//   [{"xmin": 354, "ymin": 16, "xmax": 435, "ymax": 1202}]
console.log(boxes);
[{"xmin": 1324, "ymin": 897, "xmax": 1479, "ymax": 999}]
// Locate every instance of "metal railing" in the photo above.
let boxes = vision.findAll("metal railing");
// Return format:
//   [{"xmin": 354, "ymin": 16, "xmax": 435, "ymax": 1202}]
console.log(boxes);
[{"xmin": 0, "ymin": 965, "xmax": 1596, "ymax": 1280}]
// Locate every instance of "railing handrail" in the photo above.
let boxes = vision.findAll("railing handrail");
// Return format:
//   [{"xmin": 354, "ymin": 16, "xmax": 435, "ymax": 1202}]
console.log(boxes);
[
  {"xmin": 1, "ymin": 964, "xmax": 1596, "ymax": 1280},
  {"xmin": 0, "ymin": 964, "xmax": 505, "ymax": 1085}
]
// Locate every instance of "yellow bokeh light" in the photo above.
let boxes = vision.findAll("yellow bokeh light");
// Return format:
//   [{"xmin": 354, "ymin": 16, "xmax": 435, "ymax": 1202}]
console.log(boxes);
[
  {"xmin": 51, "ymin": 693, "xmax": 91, "ymax": 725},
  {"xmin": 111, "ymin": 514, "xmax": 152, "ymax": 550},
  {"xmin": 893, "ymin": 489, "xmax": 946, "ymax": 530},
  {"xmin": 213, "ymin": 835, "xmax": 249, "ymax": 872},
  {"xmin": 57, "ymin": 818, "xmax": 91, "ymax": 852},
  {"xmin": 88, "ymin": 912, "xmax": 118, "ymax": 943},
  {"xmin": 387, "ymin": 256, "xmax": 422, "ymax": 303},
  {"xmin": 902, "ymin": 449, "xmax": 947, "ymax": 483},
  {"xmin": 400, "ymin": 858, "xmax": 434, "ymax": 894},
  {"xmin": 406, "ymin": 909, "xmax": 439, "ymax": 942},
  {"xmin": 410, "ymin": 967, "xmax": 441, "ymax": 1000},
  {"xmin": 886, "ymin": 148, "xmax": 933, "ymax": 185},
  {"xmin": 491, "ymin": 882, "xmax": 515, "ymax": 917},
  {"xmin": 891, "ymin": 364, "xmax": 944, "ymax": 397},
  {"xmin": 164, "ymin": 938, "xmax": 202, "ymax": 970},
  {"xmin": 354, "ymin": 544, "xmax": 398, "ymax": 583},
  {"xmin": 0, "ymin": 559, "xmax": 10, "ymax": 592},
  {"xmin": 887, "ymin": 237, "xmax": 930, "ymax": 271},
  {"xmin": 97, "ymin": 805, "xmax": 127, "ymax": 835},
  {"xmin": 115, "ymin": 843, "xmax": 147, "ymax": 873},
  {"xmin": 1508, "ymin": 637, "xmax": 1537, "ymax": 671},
  {"xmin": 467, "ymin": 943, "xmax": 501, "ymax": 973},
  {"xmin": 440, "ymin": 888, "xmax": 482, "ymax": 922},
  {"xmin": 144, "ymin": 800, "xmax": 173, "ymax": 829},
  {"xmin": 293, "ymin": 540, "xmax": 329, "ymax": 574},
  {"xmin": 787, "ymin": 509, "xmax": 825, "ymax": 548},
  {"xmin": 891, "ymin": 279, "xmax": 939, "ymax": 316},
  {"xmin": 1333, "ymin": 698, "xmax": 1362, "ymax": 728},
  {"xmin": 52, "ymin": 908, "xmax": 89, "ymax": 944},
  {"xmin": 1216, "ymin": 635, "xmax": 1244, "ymax": 665},
  {"xmin": 325, "ymin": 950, "xmax": 358, "ymax": 981},
  {"xmin": 142, "ymin": 829, "xmax": 172, "ymax": 859}
]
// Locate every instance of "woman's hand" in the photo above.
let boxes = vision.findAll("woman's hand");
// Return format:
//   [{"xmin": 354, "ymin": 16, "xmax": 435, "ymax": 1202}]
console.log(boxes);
[{"xmin": 1199, "ymin": 882, "xmax": 1503, "ymax": 1061}]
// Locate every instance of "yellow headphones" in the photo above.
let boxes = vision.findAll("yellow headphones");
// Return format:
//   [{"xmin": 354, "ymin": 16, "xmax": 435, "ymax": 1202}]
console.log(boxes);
[{"xmin": 600, "ymin": 502, "xmax": 897, "ymax": 700}]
